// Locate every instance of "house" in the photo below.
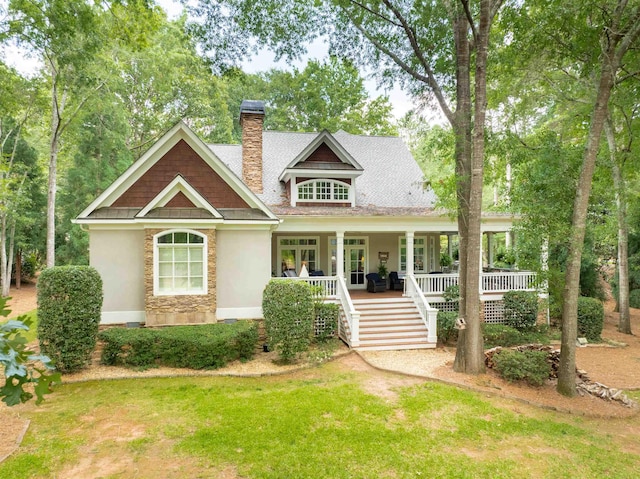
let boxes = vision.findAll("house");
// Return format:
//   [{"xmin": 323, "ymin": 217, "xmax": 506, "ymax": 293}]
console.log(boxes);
[{"xmin": 76, "ymin": 101, "xmax": 533, "ymax": 350}]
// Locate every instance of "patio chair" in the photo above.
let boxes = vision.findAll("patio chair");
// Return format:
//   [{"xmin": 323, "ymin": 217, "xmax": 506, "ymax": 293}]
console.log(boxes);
[
  {"xmin": 365, "ymin": 273, "xmax": 387, "ymax": 293},
  {"xmin": 389, "ymin": 271, "xmax": 404, "ymax": 291},
  {"xmin": 282, "ymin": 270, "xmax": 297, "ymax": 277},
  {"xmin": 309, "ymin": 270, "xmax": 325, "ymax": 276}
]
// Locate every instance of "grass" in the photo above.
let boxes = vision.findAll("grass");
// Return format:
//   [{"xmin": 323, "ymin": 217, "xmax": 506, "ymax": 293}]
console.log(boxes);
[{"xmin": 1, "ymin": 361, "xmax": 639, "ymax": 478}]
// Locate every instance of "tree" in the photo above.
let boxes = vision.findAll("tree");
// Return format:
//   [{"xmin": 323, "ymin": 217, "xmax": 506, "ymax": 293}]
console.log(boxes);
[{"xmin": 190, "ymin": 0, "xmax": 508, "ymax": 375}]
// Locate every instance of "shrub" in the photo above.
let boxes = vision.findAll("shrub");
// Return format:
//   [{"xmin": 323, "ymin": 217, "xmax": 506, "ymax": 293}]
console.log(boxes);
[
  {"xmin": 503, "ymin": 290, "xmax": 539, "ymax": 330},
  {"xmin": 262, "ymin": 280, "xmax": 314, "ymax": 362},
  {"xmin": 314, "ymin": 302, "xmax": 339, "ymax": 342},
  {"xmin": 99, "ymin": 321, "xmax": 258, "ymax": 369},
  {"xmin": 37, "ymin": 266, "xmax": 103, "ymax": 373},
  {"xmin": 629, "ymin": 289, "xmax": 640, "ymax": 309},
  {"xmin": 483, "ymin": 324, "xmax": 550, "ymax": 349},
  {"xmin": 437, "ymin": 311, "xmax": 458, "ymax": 345},
  {"xmin": 577, "ymin": 297, "xmax": 604, "ymax": 342},
  {"xmin": 493, "ymin": 349, "xmax": 551, "ymax": 386}
]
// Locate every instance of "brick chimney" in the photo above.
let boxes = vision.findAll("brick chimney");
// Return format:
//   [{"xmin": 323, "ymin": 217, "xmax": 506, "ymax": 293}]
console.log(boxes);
[{"xmin": 240, "ymin": 100, "xmax": 265, "ymax": 194}]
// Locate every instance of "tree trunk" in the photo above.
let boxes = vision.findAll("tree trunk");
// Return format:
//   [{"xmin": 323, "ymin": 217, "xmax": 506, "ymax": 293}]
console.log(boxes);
[
  {"xmin": 46, "ymin": 67, "xmax": 63, "ymax": 269},
  {"xmin": 4, "ymin": 219, "xmax": 16, "ymax": 297},
  {"xmin": 0, "ymin": 213, "xmax": 7, "ymax": 297},
  {"xmin": 16, "ymin": 249, "xmax": 21, "ymax": 290},
  {"xmin": 605, "ymin": 119, "xmax": 631, "ymax": 334},
  {"xmin": 557, "ymin": 54, "xmax": 616, "ymax": 397}
]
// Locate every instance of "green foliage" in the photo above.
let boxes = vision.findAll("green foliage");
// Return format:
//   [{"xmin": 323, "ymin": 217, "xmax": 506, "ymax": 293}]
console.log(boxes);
[
  {"xmin": 439, "ymin": 253, "xmax": 452, "ymax": 267},
  {"xmin": 37, "ymin": 266, "xmax": 103, "ymax": 373},
  {"xmin": 437, "ymin": 311, "xmax": 458, "ymax": 345},
  {"xmin": 483, "ymin": 324, "xmax": 551, "ymax": 349},
  {"xmin": 577, "ymin": 297, "xmax": 604, "ymax": 342},
  {"xmin": 502, "ymin": 290, "xmax": 539, "ymax": 330},
  {"xmin": 443, "ymin": 284, "xmax": 460, "ymax": 304},
  {"xmin": 629, "ymin": 289, "xmax": 640, "ymax": 309},
  {"xmin": 262, "ymin": 279, "xmax": 314, "ymax": 362},
  {"xmin": 314, "ymin": 302, "xmax": 339, "ymax": 343},
  {"xmin": 0, "ymin": 297, "xmax": 60, "ymax": 406},
  {"xmin": 99, "ymin": 322, "xmax": 258, "ymax": 370},
  {"xmin": 493, "ymin": 349, "xmax": 551, "ymax": 387}
]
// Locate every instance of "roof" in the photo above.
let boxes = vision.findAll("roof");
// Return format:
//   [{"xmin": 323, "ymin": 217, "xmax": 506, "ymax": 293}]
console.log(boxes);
[
  {"xmin": 209, "ymin": 130, "xmax": 437, "ymax": 210},
  {"xmin": 86, "ymin": 207, "xmax": 272, "ymax": 221}
]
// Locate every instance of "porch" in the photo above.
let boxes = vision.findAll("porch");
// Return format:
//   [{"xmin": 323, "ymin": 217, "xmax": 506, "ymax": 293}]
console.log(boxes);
[{"xmin": 289, "ymin": 270, "xmax": 540, "ymax": 351}]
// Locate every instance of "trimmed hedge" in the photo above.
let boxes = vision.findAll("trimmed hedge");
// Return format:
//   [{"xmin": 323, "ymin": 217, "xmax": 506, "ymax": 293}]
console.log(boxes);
[
  {"xmin": 577, "ymin": 297, "xmax": 604, "ymax": 342},
  {"xmin": 37, "ymin": 266, "xmax": 103, "ymax": 373},
  {"xmin": 99, "ymin": 321, "xmax": 259, "ymax": 369},
  {"xmin": 263, "ymin": 279, "xmax": 314, "ymax": 362},
  {"xmin": 437, "ymin": 311, "xmax": 458, "ymax": 345},
  {"xmin": 629, "ymin": 289, "xmax": 640, "ymax": 309},
  {"xmin": 493, "ymin": 349, "xmax": 551, "ymax": 386},
  {"xmin": 483, "ymin": 324, "xmax": 550, "ymax": 349},
  {"xmin": 503, "ymin": 290, "xmax": 539, "ymax": 330}
]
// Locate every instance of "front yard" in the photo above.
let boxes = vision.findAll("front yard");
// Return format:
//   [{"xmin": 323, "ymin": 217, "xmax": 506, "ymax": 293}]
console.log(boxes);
[{"xmin": 2, "ymin": 354, "xmax": 640, "ymax": 478}]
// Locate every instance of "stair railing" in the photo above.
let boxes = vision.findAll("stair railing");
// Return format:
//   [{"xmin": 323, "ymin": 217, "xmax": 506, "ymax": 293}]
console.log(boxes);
[
  {"xmin": 406, "ymin": 274, "xmax": 438, "ymax": 344},
  {"xmin": 336, "ymin": 275, "xmax": 360, "ymax": 347}
]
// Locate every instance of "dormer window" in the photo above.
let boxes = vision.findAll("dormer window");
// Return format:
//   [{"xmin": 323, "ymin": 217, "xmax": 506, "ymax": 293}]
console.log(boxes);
[{"xmin": 297, "ymin": 179, "xmax": 350, "ymax": 202}]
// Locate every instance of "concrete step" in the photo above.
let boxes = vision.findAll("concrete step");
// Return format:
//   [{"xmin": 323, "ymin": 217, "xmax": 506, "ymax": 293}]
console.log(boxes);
[{"xmin": 356, "ymin": 342, "xmax": 436, "ymax": 351}]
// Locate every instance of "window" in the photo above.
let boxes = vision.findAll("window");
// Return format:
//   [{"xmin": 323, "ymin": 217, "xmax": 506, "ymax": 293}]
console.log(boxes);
[
  {"xmin": 399, "ymin": 237, "xmax": 426, "ymax": 273},
  {"xmin": 278, "ymin": 237, "xmax": 319, "ymax": 275},
  {"xmin": 296, "ymin": 179, "xmax": 351, "ymax": 203},
  {"xmin": 155, "ymin": 230, "xmax": 206, "ymax": 295}
]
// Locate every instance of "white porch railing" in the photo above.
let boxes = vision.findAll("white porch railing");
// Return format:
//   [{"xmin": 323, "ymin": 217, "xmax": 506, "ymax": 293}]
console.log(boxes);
[
  {"xmin": 405, "ymin": 274, "xmax": 438, "ymax": 344},
  {"xmin": 414, "ymin": 271, "xmax": 537, "ymax": 295},
  {"xmin": 293, "ymin": 276, "xmax": 338, "ymax": 298},
  {"xmin": 336, "ymin": 275, "xmax": 359, "ymax": 347}
]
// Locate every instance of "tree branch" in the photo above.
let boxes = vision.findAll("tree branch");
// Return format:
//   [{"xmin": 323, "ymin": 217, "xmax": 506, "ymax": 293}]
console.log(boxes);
[
  {"xmin": 346, "ymin": 0, "xmax": 402, "ymax": 27},
  {"xmin": 460, "ymin": 0, "xmax": 479, "ymax": 43}
]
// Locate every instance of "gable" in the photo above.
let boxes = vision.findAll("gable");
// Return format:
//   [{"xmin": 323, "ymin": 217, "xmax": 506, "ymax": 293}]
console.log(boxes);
[{"xmin": 112, "ymin": 140, "xmax": 250, "ymax": 209}]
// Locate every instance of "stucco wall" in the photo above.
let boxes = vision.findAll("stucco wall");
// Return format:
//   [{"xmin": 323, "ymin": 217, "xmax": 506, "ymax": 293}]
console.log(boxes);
[
  {"xmin": 89, "ymin": 229, "xmax": 145, "ymax": 322},
  {"xmin": 216, "ymin": 229, "xmax": 271, "ymax": 318}
]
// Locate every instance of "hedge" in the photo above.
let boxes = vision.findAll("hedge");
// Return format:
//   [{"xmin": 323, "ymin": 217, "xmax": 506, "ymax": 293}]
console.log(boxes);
[
  {"xmin": 629, "ymin": 289, "xmax": 640, "ymax": 309},
  {"xmin": 37, "ymin": 266, "xmax": 103, "ymax": 373},
  {"xmin": 503, "ymin": 290, "xmax": 539, "ymax": 330},
  {"xmin": 493, "ymin": 349, "xmax": 551, "ymax": 386},
  {"xmin": 99, "ymin": 321, "xmax": 259, "ymax": 369},
  {"xmin": 437, "ymin": 311, "xmax": 458, "ymax": 345},
  {"xmin": 262, "ymin": 279, "xmax": 314, "ymax": 362},
  {"xmin": 577, "ymin": 297, "xmax": 604, "ymax": 342},
  {"xmin": 483, "ymin": 324, "xmax": 550, "ymax": 349}
]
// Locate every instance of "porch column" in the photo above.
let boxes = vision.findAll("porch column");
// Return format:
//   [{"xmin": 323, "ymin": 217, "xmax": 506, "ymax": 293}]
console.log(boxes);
[
  {"xmin": 447, "ymin": 234, "xmax": 454, "ymax": 260},
  {"xmin": 486, "ymin": 232, "xmax": 494, "ymax": 268},
  {"xmin": 336, "ymin": 231, "xmax": 345, "ymax": 279},
  {"xmin": 406, "ymin": 231, "xmax": 415, "ymax": 276}
]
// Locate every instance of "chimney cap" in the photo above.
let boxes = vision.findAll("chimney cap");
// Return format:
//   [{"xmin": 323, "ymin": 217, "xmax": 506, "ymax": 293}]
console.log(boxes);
[{"xmin": 240, "ymin": 100, "xmax": 265, "ymax": 115}]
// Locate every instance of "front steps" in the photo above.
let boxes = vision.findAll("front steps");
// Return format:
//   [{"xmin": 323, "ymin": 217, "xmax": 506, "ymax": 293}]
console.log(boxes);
[{"xmin": 351, "ymin": 297, "xmax": 436, "ymax": 351}]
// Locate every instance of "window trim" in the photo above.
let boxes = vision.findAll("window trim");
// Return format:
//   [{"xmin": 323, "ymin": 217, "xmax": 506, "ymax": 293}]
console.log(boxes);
[
  {"xmin": 277, "ymin": 236, "xmax": 320, "ymax": 276},
  {"xmin": 398, "ymin": 236, "xmax": 427, "ymax": 274},
  {"xmin": 153, "ymin": 229, "xmax": 208, "ymax": 296},
  {"xmin": 292, "ymin": 178, "xmax": 354, "ymax": 206}
]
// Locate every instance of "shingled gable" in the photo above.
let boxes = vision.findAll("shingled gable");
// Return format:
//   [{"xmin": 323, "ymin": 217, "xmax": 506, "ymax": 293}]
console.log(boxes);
[
  {"xmin": 278, "ymin": 130, "xmax": 364, "ymax": 183},
  {"xmin": 76, "ymin": 121, "xmax": 278, "ymax": 223}
]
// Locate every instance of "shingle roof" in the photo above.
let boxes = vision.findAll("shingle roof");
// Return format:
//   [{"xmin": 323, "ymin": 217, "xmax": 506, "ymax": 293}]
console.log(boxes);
[{"xmin": 209, "ymin": 130, "xmax": 437, "ymax": 210}]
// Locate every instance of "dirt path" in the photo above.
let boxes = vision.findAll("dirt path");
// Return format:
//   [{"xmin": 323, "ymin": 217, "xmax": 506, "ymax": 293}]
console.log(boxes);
[{"xmin": 4, "ymin": 281, "xmax": 38, "ymax": 318}]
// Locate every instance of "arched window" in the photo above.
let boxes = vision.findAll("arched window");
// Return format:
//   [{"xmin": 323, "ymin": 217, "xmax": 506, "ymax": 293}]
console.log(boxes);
[
  {"xmin": 297, "ymin": 179, "xmax": 350, "ymax": 203},
  {"xmin": 154, "ymin": 230, "xmax": 207, "ymax": 295}
]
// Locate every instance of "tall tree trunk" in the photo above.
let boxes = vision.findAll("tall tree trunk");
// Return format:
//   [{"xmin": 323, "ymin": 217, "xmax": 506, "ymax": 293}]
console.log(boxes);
[
  {"xmin": 0, "ymin": 214, "xmax": 7, "ymax": 297},
  {"xmin": 15, "ymin": 249, "xmax": 21, "ymax": 290},
  {"xmin": 4, "ymin": 219, "xmax": 16, "ymax": 298},
  {"xmin": 557, "ymin": 55, "xmax": 616, "ymax": 397},
  {"xmin": 605, "ymin": 119, "xmax": 631, "ymax": 334},
  {"xmin": 46, "ymin": 67, "xmax": 64, "ymax": 269}
]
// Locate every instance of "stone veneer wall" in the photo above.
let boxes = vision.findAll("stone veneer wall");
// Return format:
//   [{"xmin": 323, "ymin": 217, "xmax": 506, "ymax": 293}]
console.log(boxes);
[
  {"xmin": 241, "ymin": 112, "xmax": 263, "ymax": 194},
  {"xmin": 144, "ymin": 228, "xmax": 217, "ymax": 326}
]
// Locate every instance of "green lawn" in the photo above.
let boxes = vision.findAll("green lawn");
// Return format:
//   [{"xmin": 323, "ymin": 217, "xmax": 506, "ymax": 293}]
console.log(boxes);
[{"xmin": 1, "ymin": 360, "xmax": 639, "ymax": 478}]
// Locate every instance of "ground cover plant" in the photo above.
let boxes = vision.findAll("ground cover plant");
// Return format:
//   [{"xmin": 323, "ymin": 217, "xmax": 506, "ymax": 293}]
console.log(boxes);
[{"xmin": 2, "ymin": 360, "xmax": 639, "ymax": 478}]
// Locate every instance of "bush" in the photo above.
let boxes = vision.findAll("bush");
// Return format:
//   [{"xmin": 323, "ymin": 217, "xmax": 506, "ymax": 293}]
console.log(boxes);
[
  {"xmin": 503, "ymin": 290, "xmax": 539, "ymax": 330},
  {"xmin": 437, "ymin": 311, "xmax": 458, "ymax": 344},
  {"xmin": 99, "ymin": 321, "xmax": 258, "ymax": 369},
  {"xmin": 37, "ymin": 266, "xmax": 103, "ymax": 373},
  {"xmin": 262, "ymin": 280, "xmax": 314, "ymax": 362},
  {"xmin": 483, "ymin": 324, "xmax": 550, "ymax": 349},
  {"xmin": 577, "ymin": 297, "xmax": 604, "ymax": 342},
  {"xmin": 629, "ymin": 289, "xmax": 640, "ymax": 309},
  {"xmin": 493, "ymin": 349, "xmax": 551, "ymax": 386},
  {"xmin": 314, "ymin": 302, "xmax": 339, "ymax": 342}
]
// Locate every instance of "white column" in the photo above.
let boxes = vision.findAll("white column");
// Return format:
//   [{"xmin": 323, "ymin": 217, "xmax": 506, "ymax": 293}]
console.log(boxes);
[
  {"xmin": 406, "ymin": 231, "xmax": 415, "ymax": 276},
  {"xmin": 486, "ymin": 232, "xmax": 494, "ymax": 268},
  {"xmin": 336, "ymin": 231, "xmax": 345, "ymax": 279}
]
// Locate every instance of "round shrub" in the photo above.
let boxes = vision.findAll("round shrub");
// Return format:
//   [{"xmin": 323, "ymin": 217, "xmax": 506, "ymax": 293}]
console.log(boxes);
[
  {"xmin": 493, "ymin": 349, "xmax": 551, "ymax": 386},
  {"xmin": 37, "ymin": 266, "xmax": 103, "ymax": 373},
  {"xmin": 577, "ymin": 297, "xmax": 604, "ymax": 342},
  {"xmin": 437, "ymin": 311, "xmax": 458, "ymax": 345},
  {"xmin": 503, "ymin": 290, "xmax": 539, "ymax": 330},
  {"xmin": 262, "ymin": 279, "xmax": 314, "ymax": 362},
  {"xmin": 629, "ymin": 289, "xmax": 640, "ymax": 309}
]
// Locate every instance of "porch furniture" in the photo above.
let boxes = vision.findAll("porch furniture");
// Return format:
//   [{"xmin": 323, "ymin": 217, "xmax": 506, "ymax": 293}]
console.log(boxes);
[
  {"xmin": 310, "ymin": 270, "xmax": 325, "ymax": 276},
  {"xmin": 389, "ymin": 271, "xmax": 404, "ymax": 291},
  {"xmin": 366, "ymin": 273, "xmax": 386, "ymax": 293},
  {"xmin": 282, "ymin": 270, "xmax": 297, "ymax": 277}
]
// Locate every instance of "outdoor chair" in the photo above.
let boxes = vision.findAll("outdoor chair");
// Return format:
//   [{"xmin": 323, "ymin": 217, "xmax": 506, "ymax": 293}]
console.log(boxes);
[
  {"xmin": 389, "ymin": 271, "xmax": 404, "ymax": 291},
  {"xmin": 309, "ymin": 270, "xmax": 325, "ymax": 276},
  {"xmin": 366, "ymin": 273, "xmax": 387, "ymax": 293}
]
